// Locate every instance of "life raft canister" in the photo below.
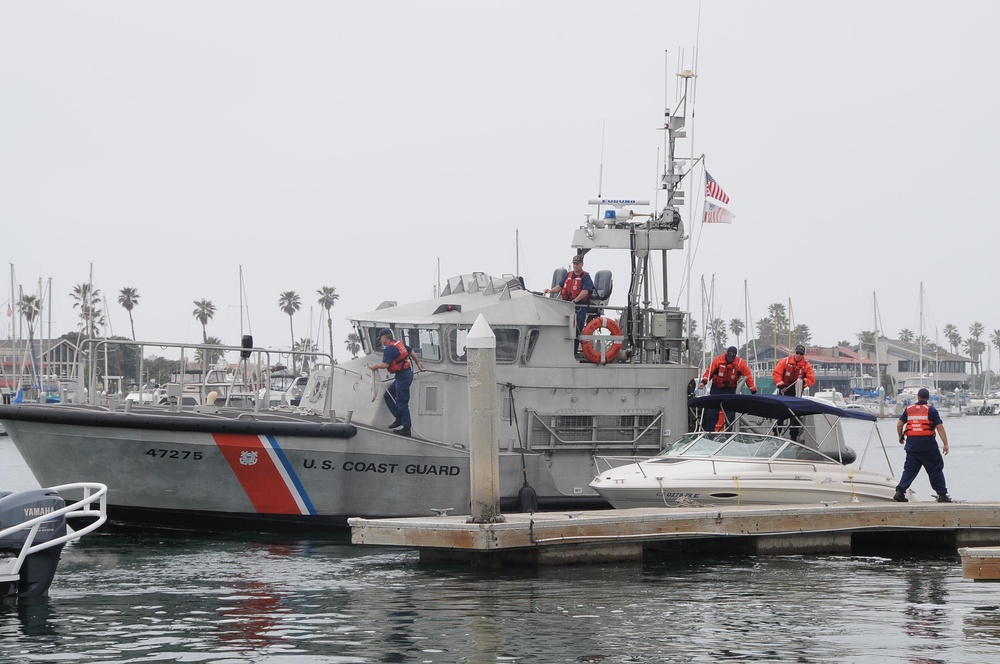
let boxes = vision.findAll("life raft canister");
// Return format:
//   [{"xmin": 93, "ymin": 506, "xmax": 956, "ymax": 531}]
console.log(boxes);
[{"xmin": 580, "ymin": 317, "xmax": 622, "ymax": 365}]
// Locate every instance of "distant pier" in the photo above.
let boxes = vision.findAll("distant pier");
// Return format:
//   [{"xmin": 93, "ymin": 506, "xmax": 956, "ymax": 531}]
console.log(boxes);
[{"xmin": 350, "ymin": 502, "xmax": 1000, "ymax": 567}]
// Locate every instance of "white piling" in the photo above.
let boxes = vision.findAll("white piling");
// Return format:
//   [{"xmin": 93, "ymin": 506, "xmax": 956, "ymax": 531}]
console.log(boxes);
[{"xmin": 466, "ymin": 314, "xmax": 504, "ymax": 524}]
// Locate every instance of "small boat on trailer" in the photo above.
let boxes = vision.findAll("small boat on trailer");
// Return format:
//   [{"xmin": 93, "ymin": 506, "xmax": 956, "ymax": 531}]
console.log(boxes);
[
  {"xmin": 1, "ymin": 482, "xmax": 107, "ymax": 599},
  {"xmin": 590, "ymin": 394, "xmax": 901, "ymax": 508}
]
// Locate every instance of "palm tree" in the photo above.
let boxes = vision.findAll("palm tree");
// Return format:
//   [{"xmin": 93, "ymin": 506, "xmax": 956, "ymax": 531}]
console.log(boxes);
[
  {"xmin": 195, "ymin": 335, "xmax": 225, "ymax": 366},
  {"xmin": 792, "ymin": 324, "xmax": 812, "ymax": 346},
  {"xmin": 898, "ymin": 329, "xmax": 914, "ymax": 343},
  {"xmin": 118, "ymin": 287, "xmax": 140, "ymax": 341},
  {"xmin": 709, "ymin": 318, "xmax": 727, "ymax": 353},
  {"xmin": 278, "ymin": 291, "xmax": 301, "ymax": 370},
  {"xmin": 317, "ymin": 286, "xmax": 339, "ymax": 362},
  {"xmin": 192, "ymin": 300, "xmax": 216, "ymax": 343},
  {"xmin": 990, "ymin": 329, "xmax": 1000, "ymax": 384},
  {"xmin": 294, "ymin": 337, "xmax": 318, "ymax": 373},
  {"xmin": 728, "ymin": 318, "xmax": 744, "ymax": 352},
  {"xmin": 70, "ymin": 283, "xmax": 104, "ymax": 338},
  {"xmin": 17, "ymin": 293, "xmax": 41, "ymax": 339},
  {"xmin": 964, "ymin": 338, "xmax": 986, "ymax": 376},
  {"xmin": 943, "ymin": 324, "xmax": 961, "ymax": 355},
  {"xmin": 856, "ymin": 330, "xmax": 877, "ymax": 356},
  {"xmin": 767, "ymin": 303, "xmax": 788, "ymax": 334},
  {"xmin": 969, "ymin": 322, "xmax": 985, "ymax": 343},
  {"xmin": 345, "ymin": 332, "xmax": 362, "ymax": 359},
  {"xmin": 755, "ymin": 318, "xmax": 775, "ymax": 346},
  {"xmin": 17, "ymin": 293, "xmax": 43, "ymax": 389}
]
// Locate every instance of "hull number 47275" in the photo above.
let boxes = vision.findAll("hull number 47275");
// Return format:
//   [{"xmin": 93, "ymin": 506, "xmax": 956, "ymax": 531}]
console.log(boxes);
[{"xmin": 146, "ymin": 449, "xmax": 204, "ymax": 460}]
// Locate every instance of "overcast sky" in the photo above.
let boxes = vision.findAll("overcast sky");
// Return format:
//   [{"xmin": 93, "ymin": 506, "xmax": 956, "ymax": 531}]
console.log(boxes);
[{"xmin": 3, "ymin": 1, "xmax": 999, "ymax": 367}]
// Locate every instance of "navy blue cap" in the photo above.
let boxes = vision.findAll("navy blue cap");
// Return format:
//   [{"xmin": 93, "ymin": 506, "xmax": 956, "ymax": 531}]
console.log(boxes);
[
  {"xmin": 917, "ymin": 388, "xmax": 930, "ymax": 399},
  {"xmin": 378, "ymin": 328, "xmax": 392, "ymax": 339}
]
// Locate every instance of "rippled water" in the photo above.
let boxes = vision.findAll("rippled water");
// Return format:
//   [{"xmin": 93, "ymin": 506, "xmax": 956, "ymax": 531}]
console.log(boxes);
[{"xmin": 3, "ymin": 417, "xmax": 1000, "ymax": 662}]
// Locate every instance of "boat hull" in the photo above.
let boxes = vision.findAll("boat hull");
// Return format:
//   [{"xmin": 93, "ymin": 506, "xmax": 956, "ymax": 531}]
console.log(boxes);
[
  {"xmin": 1, "ymin": 404, "xmax": 607, "ymax": 532},
  {"xmin": 591, "ymin": 461, "xmax": 899, "ymax": 508}
]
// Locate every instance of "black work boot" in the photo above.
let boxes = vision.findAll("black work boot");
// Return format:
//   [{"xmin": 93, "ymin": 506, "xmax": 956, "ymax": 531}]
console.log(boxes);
[
  {"xmin": 389, "ymin": 416, "xmax": 402, "ymax": 429},
  {"xmin": 936, "ymin": 494, "xmax": 953, "ymax": 503},
  {"xmin": 396, "ymin": 427, "xmax": 411, "ymax": 437},
  {"xmin": 893, "ymin": 490, "xmax": 908, "ymax": 502}
]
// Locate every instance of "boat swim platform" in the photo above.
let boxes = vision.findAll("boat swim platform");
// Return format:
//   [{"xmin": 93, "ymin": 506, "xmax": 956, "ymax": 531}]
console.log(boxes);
[{"xmin": 349, "ymin": 502, "xmax": 1000, "ymax": 567}]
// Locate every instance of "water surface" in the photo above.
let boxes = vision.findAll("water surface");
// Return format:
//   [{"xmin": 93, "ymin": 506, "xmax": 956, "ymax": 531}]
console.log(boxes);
[{"xmin": 3, "ymin": 417, "xmax": 1000, "ymax": 662}]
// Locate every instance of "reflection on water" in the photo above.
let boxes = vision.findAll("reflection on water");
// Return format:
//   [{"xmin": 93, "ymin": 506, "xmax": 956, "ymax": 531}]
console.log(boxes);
[{"xmin": 2, "ymin": 536, "xmax": 999, "ymax": 663}]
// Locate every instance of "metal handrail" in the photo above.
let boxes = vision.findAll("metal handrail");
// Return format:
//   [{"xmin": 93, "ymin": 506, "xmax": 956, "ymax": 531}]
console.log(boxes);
[{"xmin": 0, "ymin": 482, "xmax": 108, "ymax": 582}]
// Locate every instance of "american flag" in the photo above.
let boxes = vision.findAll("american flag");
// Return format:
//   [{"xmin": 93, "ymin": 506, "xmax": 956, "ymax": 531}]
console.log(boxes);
[
  {"xmin": 705, "ymin": 171, "xmax": 730, "ymax": 204},
  {"xmin": 704, "ymin": 202, "xmax": 735, "ymax": 224}
]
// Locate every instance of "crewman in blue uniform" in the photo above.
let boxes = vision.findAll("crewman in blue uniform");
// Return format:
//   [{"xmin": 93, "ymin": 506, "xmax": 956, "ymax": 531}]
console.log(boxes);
[
  {"xmin": 894, "ymin": 387, "xmax": 953, "ymax": 502},
  {"xmin": 369, "ymin": 328, "xmax": 424, "ymax": 437}
]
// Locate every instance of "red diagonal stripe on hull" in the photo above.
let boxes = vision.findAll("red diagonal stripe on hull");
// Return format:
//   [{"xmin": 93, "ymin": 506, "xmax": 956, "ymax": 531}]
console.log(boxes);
[{"xmin": 213, "ymin": 433, "xmax": 301, "ymax": 514}]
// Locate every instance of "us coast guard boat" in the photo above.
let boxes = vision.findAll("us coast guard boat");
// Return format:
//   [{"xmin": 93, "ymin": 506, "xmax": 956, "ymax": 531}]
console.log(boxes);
[{"xmin": 0, "ymin": 77, "xmax": 704, "ymax": 533}]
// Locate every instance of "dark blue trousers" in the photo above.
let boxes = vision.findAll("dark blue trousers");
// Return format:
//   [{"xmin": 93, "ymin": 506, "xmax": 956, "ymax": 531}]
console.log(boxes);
[
  {"xmin": 702, "ymin": 385, "xmax": 736, "ymax": 431},
  {"xmin": 895, "ymin": 437, "xmax": 948, "ymax": 496},
  {"xmin": 384, "ymin": 368, "xmax": 413, "ymax": 428}
]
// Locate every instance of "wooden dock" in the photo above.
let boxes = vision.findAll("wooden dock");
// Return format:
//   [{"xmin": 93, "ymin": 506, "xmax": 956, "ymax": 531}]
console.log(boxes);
[
  {"xmin": 350, "ymin": 502, "xmax": 1000, "ymax": 567},
  {"xmin": 958, "ymin": 546, "xmax": 1000, "ymax": 581}
]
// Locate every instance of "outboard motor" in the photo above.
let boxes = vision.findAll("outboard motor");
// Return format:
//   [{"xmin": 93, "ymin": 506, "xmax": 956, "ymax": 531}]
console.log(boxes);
[{"xmin": 0, "ymin": 489, "xmax": 68, "ymax": 599}]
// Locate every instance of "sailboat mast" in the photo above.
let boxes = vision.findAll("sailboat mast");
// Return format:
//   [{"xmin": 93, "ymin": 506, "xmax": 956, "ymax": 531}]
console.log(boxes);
[
  {"xmin": 918, "ymin": 281, "xmax": 924, "ymax": 377},
  {"xmin": 515, "ymin": 228, "xmax": 520, "ymax": 277}
]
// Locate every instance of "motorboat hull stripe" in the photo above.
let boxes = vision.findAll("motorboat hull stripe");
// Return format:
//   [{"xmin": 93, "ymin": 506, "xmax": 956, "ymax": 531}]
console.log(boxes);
[{"xmin": 212, "ymin": 433, "xmax": 315, "ymax": 515}]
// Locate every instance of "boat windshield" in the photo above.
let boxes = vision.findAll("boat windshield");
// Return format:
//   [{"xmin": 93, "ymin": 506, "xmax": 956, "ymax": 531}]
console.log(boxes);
[
  {"xmin": 660, "ymin": 432, "xmax": 728, "ymax": 456},
  {"xmin": 270, "ymin": 374, "xmax": 298, "ymax": 391},
  {"xmin": 659, "ymin": 431, "xmax": 833, "ymax": 463}
]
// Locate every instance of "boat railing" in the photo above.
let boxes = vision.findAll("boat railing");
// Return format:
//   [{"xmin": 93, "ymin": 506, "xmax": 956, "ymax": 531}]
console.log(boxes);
[
  {"xmin": 593, "ymin": 431, "xmax": 846, "ymax": 479},
  {"xmin": 77, "ymin": 338, "xmax": 334, "ymax": 415},
  {"xmin": 592, "ymin": 455, "xmax": 657, "ymax": 475},
  {"xmin": 0, "ymin": 482, "xmax": 108, "ymax": 587},
  {"xmin": 526, "ymin": 409, "xmax": 665, "ymax": 451}
]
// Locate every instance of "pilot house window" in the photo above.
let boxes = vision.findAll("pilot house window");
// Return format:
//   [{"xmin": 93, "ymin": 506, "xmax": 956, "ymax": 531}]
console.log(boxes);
[{"xmin": 449, "ymin": 327, "xmax": 520, "ymax": 363}]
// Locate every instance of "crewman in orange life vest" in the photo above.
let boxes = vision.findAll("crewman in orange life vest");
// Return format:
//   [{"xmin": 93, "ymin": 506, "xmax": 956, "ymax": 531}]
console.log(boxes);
[
  {"xmin": 772, "ymin": 344, "xmax": 816, "ymax": 441},
  {"xmin": 544, "ymin": 255, "xmax": 594, "ymax": 354},
  {"xmin": 699, "ymin": 346, "xmax": 757, "ymax": 431},
  {"xmin": 368, "ymin": 328, "xmax": 425, "ymax": 438},
  {"xmin": 894, "ymin": 387, "xmax": 952, "ymax": 502},
  {"xmin": 772, "ymin": 345, "xmax": 816, "ymax": 397}
]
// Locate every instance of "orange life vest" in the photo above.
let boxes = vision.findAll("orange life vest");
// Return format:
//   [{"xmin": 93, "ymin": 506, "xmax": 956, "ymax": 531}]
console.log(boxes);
[
  {"xmin": 561, "ymin": 271, "xmax": 590, "ymax": 302},
  {"xmin": 903, "ymin": 402, "xmax": 935, "ymax": 437},
  {"xmin": 715, "ymin": 362, "xmax": 740, "ymax": 388},
  {"xmin": 386, "ymin": 340, "xmax": 411, "ymax": 374},
  {"xmin": 709, "ymin": 359, "xmax": 741, "ymax": 388},
  {"xmin": 776, "ymin": 356, "xmax": 810, "ymax": 385}
]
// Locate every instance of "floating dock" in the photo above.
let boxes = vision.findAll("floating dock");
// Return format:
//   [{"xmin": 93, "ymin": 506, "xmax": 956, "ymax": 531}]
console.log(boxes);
[
  {"xmin": 958, "ymin": 546, "xmax": 1000, "ymax": 581},
  {"xmin": 350, "ymin": 502, "xmax": 1000, "ymax": 567}
]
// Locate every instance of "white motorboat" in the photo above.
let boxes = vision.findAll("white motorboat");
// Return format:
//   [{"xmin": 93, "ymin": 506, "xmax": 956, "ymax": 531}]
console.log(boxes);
[
  {"xmin": 590, "ymin": 394, "xmax": 902, "ymax": 508},
  {"xmin": 261, "ymin": 368, "xmax": 310, "ymax": 408}
]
